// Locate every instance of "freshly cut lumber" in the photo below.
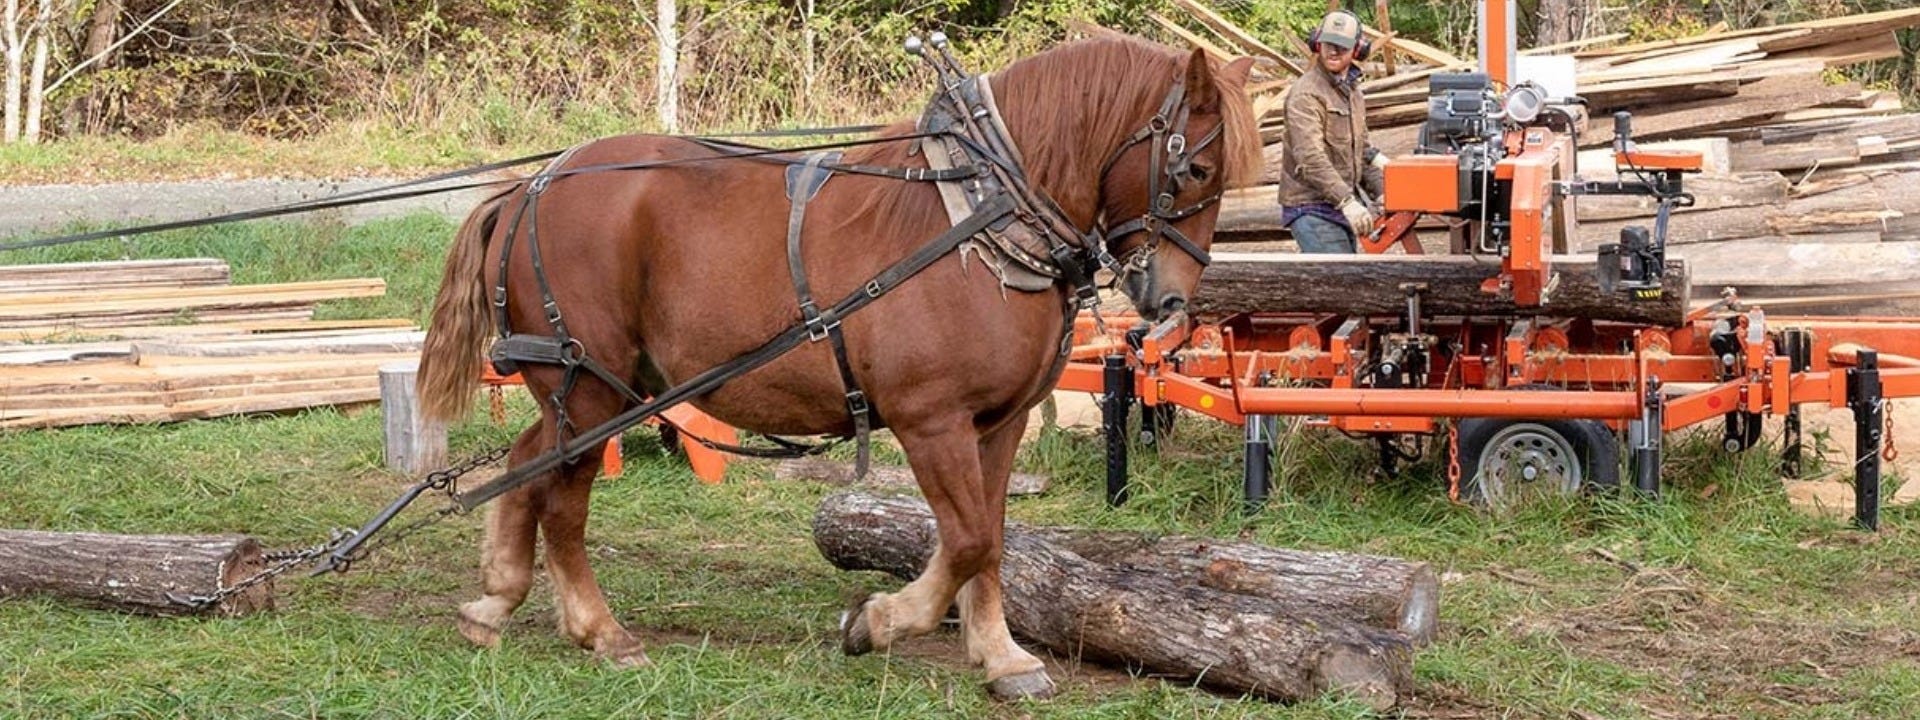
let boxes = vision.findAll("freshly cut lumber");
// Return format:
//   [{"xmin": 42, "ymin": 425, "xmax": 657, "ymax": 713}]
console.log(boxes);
[
  {"xmin": 0, "ymin": 318, "xmax": 416, "ymax": 343},
  {"xmin": 1023, "ymin": 528, "xmax": 1438, "ymax": 645},
  {"xmin": 127, "ymin": 330, "xmax": 425, "ymax": 361},
  {"xmin": 0, "ymin": 529, "xmax": 272, "ymax": 617},
  {"xmin": 813, "ymin": 492, "xmax": 1415, "ymax": 708},
  {"xmin": 0, "ymin": 385, "xmax": 383, "ymax": 428},
  {"xmin": 1168, "ymin": 0, "xmax": 1302, "ymax": 76},
  {"xmin": 0, "ymin": 259, "xmax": 231, "ymax": 294},
  {"xmin": 0, "ymin": 278, "xmax": 385, "ymax": 312},
  {"xmin": 1193, "ymin": 253, "xmax": 1691, "ymax": 326},
  {"xmin": 1580, "ymin": 75, "xmax": 1863, "ymax": 146},
  {"xmin": 1574, "ymin": 172, "xmax": 1788, "ymax": 221},
  {"xmin": 774, "ymin": 457, "xmax": 1049, "ymax": 495},
  {"xmin": 0, "ymin": 306, "xmax": 317, "ymax": 332},
  {"xmin": 1574, "ymin": 185, "xmax": 1920, "ymax": 247},
  {"xmin": 0, "ymin": 374, "xmax": 382, "ymax": 414},
  {"xmin": 1674, "ymin": 241, "xmax": 1920, "ymax": 290}
]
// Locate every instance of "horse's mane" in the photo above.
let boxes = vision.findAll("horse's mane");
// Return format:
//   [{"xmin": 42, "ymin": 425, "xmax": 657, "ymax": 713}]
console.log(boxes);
[{"xmin": 839, "ymin": 35, "xmax": 1262, "ymax": 241}]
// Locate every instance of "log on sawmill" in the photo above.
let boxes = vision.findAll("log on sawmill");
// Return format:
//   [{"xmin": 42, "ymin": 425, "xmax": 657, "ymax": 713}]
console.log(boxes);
[
  {"xmin": 0, "ymin": 530, "xmax": 273, "ymax": 616},
  {"xmin": 814, "ymin": 492, "xmax": 1417, "ymax": 708},
  {"xmin": 773, "ymin": 457, "xmax": 1049, "ymax": 496},
  {"xmin": 1192, "ymin": 254, "xmax": 1690, "ymax": 326}
]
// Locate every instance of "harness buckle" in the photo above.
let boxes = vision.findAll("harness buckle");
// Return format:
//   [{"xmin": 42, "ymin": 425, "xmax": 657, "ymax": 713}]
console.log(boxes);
[
  {"xmin": 1166, "ymin": 133, "xmax": 1186, "ymax": 156},
  {"xmin": 845, "ymin": 389, "xmax": 871, "ymax": 418},
  {"xmin": 864, "ymin": 280, "xmax": 883, "ymax": 298},
  {"xmin": 1155, "ymin": 193, "xmax": 1176, "ymax": 214},
  {"xmin": 528, "ymin": 173, "xmax": 556, "ymax": 196},
  {"xmin": 492, "ymin": 287, "xmax": 508, "ymax": 308},
  {"xmin": 806, "ymin": 312, "xmax": 841, "ymax": 343}
]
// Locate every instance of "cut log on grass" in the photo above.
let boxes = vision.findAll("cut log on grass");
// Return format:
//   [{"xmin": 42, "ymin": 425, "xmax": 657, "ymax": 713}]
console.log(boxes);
[
  {"xmin": 813, "ymin": 492, "xmax": 1416, "ymax": 709},
  {"xmin": 1022, "ymin": 527, "xmax": 1438, "ymax": 646},
  {"xmin": 0, "ymin": 530, "xmax": 272, "ymax": 617},
  {"xmin": 774, "ymin": 457, "xmax": 1048, "ymax": 496},
  {"xmin": 1193, "ymin": 254, "xmax": 1690, "ymax": 326}
]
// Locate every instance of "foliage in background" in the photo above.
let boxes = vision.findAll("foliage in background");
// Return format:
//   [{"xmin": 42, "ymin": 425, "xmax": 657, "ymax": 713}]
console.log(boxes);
[{"xmin": 8, "ymin": 0, "xmax": 1919, "ymax": 164}]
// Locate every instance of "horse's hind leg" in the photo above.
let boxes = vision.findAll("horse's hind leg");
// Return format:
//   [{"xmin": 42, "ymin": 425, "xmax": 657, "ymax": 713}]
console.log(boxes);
[
  {"xmin": 538, "ymin": 437, "xmax": 651, "ymax": 666},
  {"xmin": 958, "ymin": 412, "xmax": 1054, "ymax": 700},
  {"xmin": 458, "ymin": 424, "xmax": 545, "ymax": 648}
]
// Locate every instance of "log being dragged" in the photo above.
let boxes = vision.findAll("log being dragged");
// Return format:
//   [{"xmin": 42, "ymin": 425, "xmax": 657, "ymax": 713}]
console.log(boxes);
[
  {"xmin": 0, "ymin": 530, "xmax": 273, "ymax": 616},
  {"xmin": 1194, "ymin": 253, "xmax": 1690, "ymax": 326},
  {"xmin": 814, "ymin": 492, "xmax": 1415, "ymax": 708}
]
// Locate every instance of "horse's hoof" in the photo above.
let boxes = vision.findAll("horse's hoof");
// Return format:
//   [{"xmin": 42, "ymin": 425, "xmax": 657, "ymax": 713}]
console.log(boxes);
[
  {"xmin": 456, "ymin": 607, "xmax": 502, "ymax": 648},
  {"xmin": 986, "ymin": 669, "xmax": 1058, "ymax": 702},
  {"xmin": 594, "ymin": 635, "xmax": 653, "ymax": 668},
  {"xmin": 839, "ymin": 597, "xmax": 875, "ymax": 656}
]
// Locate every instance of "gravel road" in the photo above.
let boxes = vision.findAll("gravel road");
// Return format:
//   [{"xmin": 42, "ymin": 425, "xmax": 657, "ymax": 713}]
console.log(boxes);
[{"xmin": 0, "ymin": 177, "xmax": 503, "ymax": 238}]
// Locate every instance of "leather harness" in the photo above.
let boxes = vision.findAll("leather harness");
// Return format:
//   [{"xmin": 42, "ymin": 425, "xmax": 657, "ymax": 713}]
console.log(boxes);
[{"xmin": 478, "ymin": 50, "xmax": 1225, "ymax": 483}]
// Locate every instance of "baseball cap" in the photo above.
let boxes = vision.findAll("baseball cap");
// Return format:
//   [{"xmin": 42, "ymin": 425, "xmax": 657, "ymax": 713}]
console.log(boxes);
[{"xmin": 1315, "ymin": 11, "xmax": 1361, "ymax": 50}]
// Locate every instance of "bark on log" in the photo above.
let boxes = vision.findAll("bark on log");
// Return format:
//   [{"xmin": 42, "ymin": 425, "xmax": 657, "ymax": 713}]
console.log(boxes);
[
  {"xmin": 774, "ymin": 457, "xmax": 1048, "ymax": 496},
  {"xmin": 0, "ymin": 530, "xmax": 272, "ymax": 616},
  {"xmin": 813, "ymin": 492, "xmax": 1416, "ymax": 708},
  {"xmin": 1194, "ymin": 254, "xmax": 1691, "ymax": 326},
  {"xmin": 1022, "ymin": 528, "xmax": 1438, "ymax": 646}
]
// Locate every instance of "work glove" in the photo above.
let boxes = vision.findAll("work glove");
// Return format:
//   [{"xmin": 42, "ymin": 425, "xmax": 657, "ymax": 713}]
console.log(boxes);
[
  {"xmin": 1340, "ymin": 197, "xmax": 1376, "ymax": 237},
  {"xmin": 1362, "ymin": 151, "xmax": 1388, "ymax": 203}
]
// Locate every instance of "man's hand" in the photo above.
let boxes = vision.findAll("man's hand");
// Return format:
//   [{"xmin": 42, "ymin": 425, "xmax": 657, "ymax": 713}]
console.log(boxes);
[{"xmin": 1340, "ymin": 197, "xmax": 1376, "ymax": 236}]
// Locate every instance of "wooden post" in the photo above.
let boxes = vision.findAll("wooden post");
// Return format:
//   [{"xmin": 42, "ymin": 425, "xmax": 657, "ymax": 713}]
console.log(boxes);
[{"xmin": 382, "ymin": 360, "xmax": 446, "ymax": 477}]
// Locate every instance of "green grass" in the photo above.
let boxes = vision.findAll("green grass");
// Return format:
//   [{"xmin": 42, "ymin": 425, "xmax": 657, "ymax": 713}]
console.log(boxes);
[{"xmin": 3, "ymin": 219, "xmax": 1920, "ymax": 717}]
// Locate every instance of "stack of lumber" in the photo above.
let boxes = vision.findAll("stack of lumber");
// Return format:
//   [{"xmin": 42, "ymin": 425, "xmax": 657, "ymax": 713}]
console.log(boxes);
[
  {"xmin": 0, "ymin": 259, "xmax": 420, "ymax": 428},
  {"xmin": 1140, "ymin": 4, "xmax": 1920, "ymax": 315}
]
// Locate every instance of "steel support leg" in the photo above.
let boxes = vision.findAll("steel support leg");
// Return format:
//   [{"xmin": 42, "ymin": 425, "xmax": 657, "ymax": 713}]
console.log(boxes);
[
  {"xmin": 1782, "ymin": 328, "xmax": 1813, "ymax": 478},
  {"xmin": 1848, "ymin": 350, "xmax": 1883, "ymax": 531},
  {"xmin": 1101, "ymin": 354, "xmax": 1132, "ymax": 508},
  {"xmin": 1244, "ymin": 414, "xmax": 1274, "ymax": 514},
  {"xmin": 1632, "ymin": 378, "xmax": 1664, "ymax": 498}
]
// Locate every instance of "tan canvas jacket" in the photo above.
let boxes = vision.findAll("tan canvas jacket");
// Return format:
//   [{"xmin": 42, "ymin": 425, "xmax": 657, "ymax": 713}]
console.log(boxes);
[{"xmin": 1279, "ymin": 63, "xmax": 1379, "ymax": 208}]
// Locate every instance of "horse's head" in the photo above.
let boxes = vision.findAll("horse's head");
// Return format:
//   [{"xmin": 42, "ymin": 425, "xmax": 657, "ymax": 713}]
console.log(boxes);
[
  {"xmin": 994, "ymin": 39, "xmax": 1262, "ymax": 323},
  {"xmin": 1095, "ymin": 48, "xmax": 1259, "ymax": 322}
]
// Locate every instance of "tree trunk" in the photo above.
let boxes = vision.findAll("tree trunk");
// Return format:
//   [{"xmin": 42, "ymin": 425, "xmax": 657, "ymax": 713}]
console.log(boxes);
[
  {"xmin": 23, "ymin": 22, "xmax": 42, "ymax": 143},
  {"xmin": 654, "ymin": 0, "xmax": 678, "ymax": 133},
  {"xmin": 61, "ymin": 0, "xmax": 117, "ymax": 134},
  {"xmin": 4, "ymin": 0, "xmax": 22, "ymax": 143},
  {"xmin": 813, "ymin": 492, "xmax": 1417, "ymax": 709},
  {"xmin": 1535, "ymin": 0, "xmax": 1591, "ymax": 48},
  {"xmin": 0, "ymin": 529, "xmax": 274, "ymax": 617},
  {"xmin": 1193, "ymin": 254, "xmax": 1691, "ymax": 326}
]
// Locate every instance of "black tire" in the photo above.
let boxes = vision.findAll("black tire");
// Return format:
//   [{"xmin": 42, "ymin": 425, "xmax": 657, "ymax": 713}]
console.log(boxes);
[
  {"xmin": 1454, "ymin": 384, "xmax": 1622, "ymax": 508},
  {"xmin": 1456, "ymin": 418, "xmax": 1620, "ymax": 508}
]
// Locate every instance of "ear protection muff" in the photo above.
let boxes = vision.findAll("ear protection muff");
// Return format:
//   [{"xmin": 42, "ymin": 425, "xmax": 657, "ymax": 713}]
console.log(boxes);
[{"xmin": 1306, "ymin": 11, "xmax": 1373, "ymax": 62}]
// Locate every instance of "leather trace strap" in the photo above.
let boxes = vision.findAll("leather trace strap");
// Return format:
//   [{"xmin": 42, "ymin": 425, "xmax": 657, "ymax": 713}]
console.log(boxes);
[{"xmin": 785, "ymin": 151, "xmax": 879, "ymax": 479}]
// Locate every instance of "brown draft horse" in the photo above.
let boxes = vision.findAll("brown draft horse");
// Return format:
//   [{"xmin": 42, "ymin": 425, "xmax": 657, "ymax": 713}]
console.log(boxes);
[{"xmin": 414, "ymin": 36, "xmax": 1260, "ymax": 699}]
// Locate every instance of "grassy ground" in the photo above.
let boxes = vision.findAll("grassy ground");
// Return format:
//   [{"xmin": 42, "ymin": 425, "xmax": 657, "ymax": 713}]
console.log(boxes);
[{"xmin": 3, "ymin": 217, "xmax": 1920, "ymax": 718}]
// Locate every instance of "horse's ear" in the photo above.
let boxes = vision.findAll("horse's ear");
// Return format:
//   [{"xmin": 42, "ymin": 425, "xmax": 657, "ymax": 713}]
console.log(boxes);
[
  {"xmin": 1184, "ymin": 48, "xmax": 1218, "ymax": 112},
  {"xmin": 1184, "ymin": 51, "xmax": 1255, "ymax": 112}
]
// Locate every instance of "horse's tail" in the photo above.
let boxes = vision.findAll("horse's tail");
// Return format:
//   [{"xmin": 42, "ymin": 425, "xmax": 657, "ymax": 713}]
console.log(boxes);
[{"xmin": 418, "ymin": 187, "xmax": 516, "ymax": 423}]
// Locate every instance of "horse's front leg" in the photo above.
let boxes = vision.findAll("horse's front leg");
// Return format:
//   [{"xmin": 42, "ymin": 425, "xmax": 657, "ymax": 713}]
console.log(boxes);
[
  {"xmin": 840, "ymin": 415, "xmax": 991, "ymax": 655},
  {"xmin": 957, "ymin": 412, "xmax": 1054, "ymax": 700}
]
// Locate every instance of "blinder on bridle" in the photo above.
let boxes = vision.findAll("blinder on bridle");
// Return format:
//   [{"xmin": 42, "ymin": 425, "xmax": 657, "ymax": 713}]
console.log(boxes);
[{"xmin": 1096, "ymin": 74, "xmax": 1225, "ymax": 277}]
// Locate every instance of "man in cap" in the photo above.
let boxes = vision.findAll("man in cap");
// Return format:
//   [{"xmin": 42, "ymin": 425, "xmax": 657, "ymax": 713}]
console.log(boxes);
[{"xmin": 1279, "ymin": 9, "xmax": 1388, "ymax": 253}]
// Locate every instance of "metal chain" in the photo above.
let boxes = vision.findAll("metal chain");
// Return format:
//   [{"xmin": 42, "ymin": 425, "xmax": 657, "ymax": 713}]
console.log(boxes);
[
  {"xmin": 1447, "ymin": 421, "xmax": 1463, "ymax": 503},
  {"xmin": 1886, "ymin": 404, "xmax": 1899, "ymax": 463},
  {"xmin": 171, "ymin": 445, "xmax": 512, "ymax": 611}
]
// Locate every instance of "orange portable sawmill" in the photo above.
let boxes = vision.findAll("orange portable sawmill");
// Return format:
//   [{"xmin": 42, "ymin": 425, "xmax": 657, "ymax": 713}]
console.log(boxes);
[{"xmin": 1060, "ymin": 0, "xmax": 1920, "ymax": 526}]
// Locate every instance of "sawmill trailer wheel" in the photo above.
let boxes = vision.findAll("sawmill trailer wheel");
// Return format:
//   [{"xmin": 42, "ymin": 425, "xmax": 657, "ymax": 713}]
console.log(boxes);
[{"xmin": 1455, "ymin": 418, "xmax": 1620, "ymax": 510}]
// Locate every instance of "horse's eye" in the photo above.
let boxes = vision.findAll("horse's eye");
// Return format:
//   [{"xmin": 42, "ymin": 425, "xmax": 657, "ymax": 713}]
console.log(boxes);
[{"xmin": 1189, "ymin": 164, "xmax": 1213, "ymax": 183}]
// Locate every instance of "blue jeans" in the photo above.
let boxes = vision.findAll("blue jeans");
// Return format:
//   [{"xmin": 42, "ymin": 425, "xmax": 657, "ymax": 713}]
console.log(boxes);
[{"xmin": 1291, "ymin": 214, "xmax": 1355, "ymax": 254}]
